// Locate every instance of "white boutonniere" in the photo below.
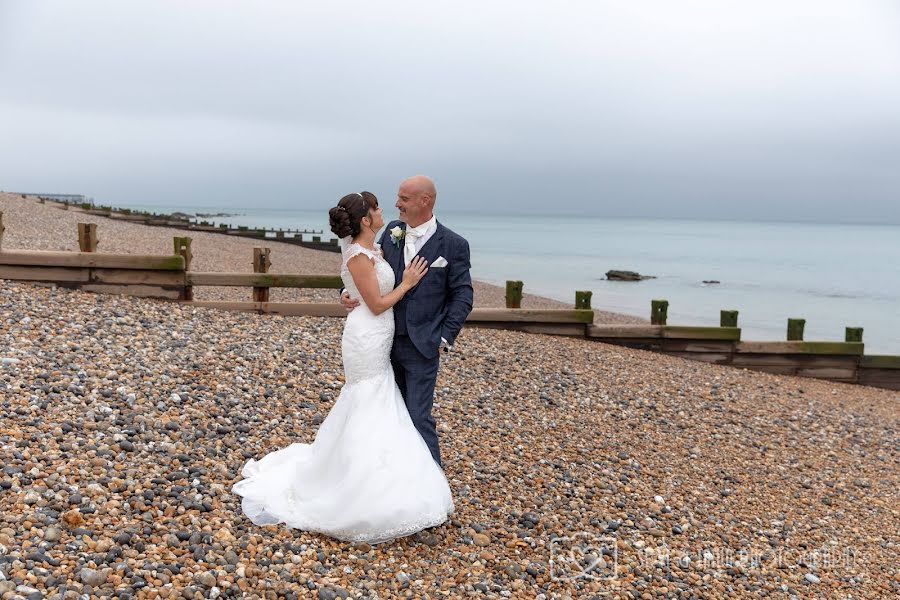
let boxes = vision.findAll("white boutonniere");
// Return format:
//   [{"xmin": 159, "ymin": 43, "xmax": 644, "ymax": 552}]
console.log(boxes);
[{"xmin": 389, "ymin": 225, "xmax": 405, "ymax": 248}]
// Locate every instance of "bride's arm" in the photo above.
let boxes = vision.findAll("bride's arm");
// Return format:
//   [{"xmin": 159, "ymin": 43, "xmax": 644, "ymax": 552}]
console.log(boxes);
[{"xmin": 346, "ymin": 255, "xmax": 428, "ymax": 316}]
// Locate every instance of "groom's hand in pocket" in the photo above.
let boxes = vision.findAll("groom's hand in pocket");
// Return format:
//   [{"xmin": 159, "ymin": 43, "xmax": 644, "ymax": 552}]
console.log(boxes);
[{"xmin": 340, "ymin": 290, "xmax": 360, "ymax": 312}]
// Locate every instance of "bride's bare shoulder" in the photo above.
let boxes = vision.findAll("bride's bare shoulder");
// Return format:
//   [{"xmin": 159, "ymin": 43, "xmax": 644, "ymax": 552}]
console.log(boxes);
[{"xmin": 343, "ymin": 243, "xmax": 378, "ymax": 264}]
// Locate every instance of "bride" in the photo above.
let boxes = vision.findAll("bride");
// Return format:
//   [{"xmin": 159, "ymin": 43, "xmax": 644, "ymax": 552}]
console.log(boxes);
[{"xmin": 232, "ymin": 191, "xmax": 454, "ymax": 543}]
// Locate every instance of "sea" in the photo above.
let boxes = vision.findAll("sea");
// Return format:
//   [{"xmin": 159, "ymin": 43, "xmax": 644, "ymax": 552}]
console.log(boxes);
[{"xmin": 126, "ymin": 204, "xmax": 900, "ymax": 355}]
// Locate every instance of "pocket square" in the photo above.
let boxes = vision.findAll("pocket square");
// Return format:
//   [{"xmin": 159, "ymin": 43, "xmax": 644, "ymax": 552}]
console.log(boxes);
[{"xmin": 431, "ymin": 256, "xmax": 448, "ymax": 268}]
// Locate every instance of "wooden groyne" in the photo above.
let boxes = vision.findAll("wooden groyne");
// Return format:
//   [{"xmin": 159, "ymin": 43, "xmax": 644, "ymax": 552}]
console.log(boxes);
[
  {"xmin": 1, "ymin": 211, "xmax": 898, "ymax": 391},
  {"xmin": 504, "ymin": 282, "xmax": 898, "ymax": 390},
  {"xmin": 585, "ymin": 325, "xmax": 898, "ymax": 389},
  {"xmin": 25, "ymin": 194, "xmax": 341, "ymax": 253}
]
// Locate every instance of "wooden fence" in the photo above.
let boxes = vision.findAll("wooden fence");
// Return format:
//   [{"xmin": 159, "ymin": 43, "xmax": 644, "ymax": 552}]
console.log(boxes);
[
  {"xmin": 1, "ymin": 213, "xmax": 898, "ymax": 391},
  {"xmin": 0, "ymin": 214, "xmax": 594, "ymax": 331},
  {"xmin": 32, "ymin": 195, "xmax": 339, "ymax": 252},
  {"xmin": 585, "ymin": 325, "xmax": 899, "ymax": 389}
]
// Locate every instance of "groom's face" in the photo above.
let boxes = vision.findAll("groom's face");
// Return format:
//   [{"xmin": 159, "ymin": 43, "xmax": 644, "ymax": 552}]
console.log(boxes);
[{"xmin": 396, "ymin": 183, "xmax": 428, "ymax": 226}]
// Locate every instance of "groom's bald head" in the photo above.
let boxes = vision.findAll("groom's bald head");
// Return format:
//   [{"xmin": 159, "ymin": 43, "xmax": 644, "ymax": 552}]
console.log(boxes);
[
  {"xmin": 402, "ymin": 175, "xmax": 437, "ymax": 205},
  {"xmin": 396, "ymin": 175, "xmax": 437, "ymax": 227}
]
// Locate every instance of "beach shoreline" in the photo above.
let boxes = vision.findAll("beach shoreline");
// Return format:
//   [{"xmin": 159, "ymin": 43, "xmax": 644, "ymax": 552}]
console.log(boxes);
[{"xmin": 0, "ymin": 193, "xmax": 644, "ymax": 324}]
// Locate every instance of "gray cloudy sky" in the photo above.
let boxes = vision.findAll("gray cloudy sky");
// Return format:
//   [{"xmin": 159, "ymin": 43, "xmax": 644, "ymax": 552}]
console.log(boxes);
[{"xmin": 1, "ymin": 0, "xmax": 899, "ymax": 222}]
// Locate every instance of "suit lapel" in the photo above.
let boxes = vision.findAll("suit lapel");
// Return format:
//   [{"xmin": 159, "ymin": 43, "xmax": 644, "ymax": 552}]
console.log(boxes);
[
  {"xmin": 417, "ymin": 221, "xmax": 445, "ymax": 262},
  {"xmin": 386, "ymin": 220, "xmax": 444, "ymax": 288},
  {"xmin": 402, "ymin": 222, "xmax": 445, "ymax": 297},
  {"xmin": 387, "ymin": 222, "xmax": 406, "ymax": 283}
]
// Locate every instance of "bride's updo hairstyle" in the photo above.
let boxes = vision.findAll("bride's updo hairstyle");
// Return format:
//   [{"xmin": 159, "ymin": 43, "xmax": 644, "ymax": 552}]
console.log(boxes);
[{"xmin": 329, "ymin": 191, "xmax": 378, "ymax": 239}]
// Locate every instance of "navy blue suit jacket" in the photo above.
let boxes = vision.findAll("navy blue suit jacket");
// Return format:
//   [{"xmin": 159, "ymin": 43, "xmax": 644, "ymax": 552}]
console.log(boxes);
[{"xmin": 378, "ymin": 220, "xmax": 474, "ymax": 359}]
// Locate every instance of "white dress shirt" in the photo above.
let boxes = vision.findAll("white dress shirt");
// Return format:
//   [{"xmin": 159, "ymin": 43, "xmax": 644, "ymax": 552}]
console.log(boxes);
[{"xmin": 403, "ymin": 214, "xmax": 437, "ymax": 266}]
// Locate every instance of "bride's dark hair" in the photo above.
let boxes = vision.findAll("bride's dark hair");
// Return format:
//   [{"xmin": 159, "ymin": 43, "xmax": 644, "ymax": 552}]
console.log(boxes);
[{"xmin": 329, "ymin": 191, "xmax": 378, "ymax": 239}]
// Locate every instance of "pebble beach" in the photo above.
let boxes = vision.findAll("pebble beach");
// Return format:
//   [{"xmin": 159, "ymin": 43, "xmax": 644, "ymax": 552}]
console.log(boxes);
[{"xmin": 1, "ymin": 193, "xmax": 899, "ymax": 599}]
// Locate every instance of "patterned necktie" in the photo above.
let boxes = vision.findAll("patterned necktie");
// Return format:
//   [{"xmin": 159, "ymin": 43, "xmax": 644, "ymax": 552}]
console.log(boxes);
[{"xmin": 404, "ymin": 227, "xmax": 422, "ymax": 267}]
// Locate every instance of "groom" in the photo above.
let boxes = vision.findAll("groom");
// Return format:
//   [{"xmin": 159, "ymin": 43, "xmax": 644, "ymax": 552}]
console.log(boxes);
[{"xmin": 341, "ymin": 175, "xmax": 473, "ymax": 466}]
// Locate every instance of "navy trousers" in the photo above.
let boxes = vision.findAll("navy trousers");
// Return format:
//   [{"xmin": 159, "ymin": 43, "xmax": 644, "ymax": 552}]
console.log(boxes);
[{"xmin": 390, "ymin": 334, "xmax": 442, "ymax": 466}]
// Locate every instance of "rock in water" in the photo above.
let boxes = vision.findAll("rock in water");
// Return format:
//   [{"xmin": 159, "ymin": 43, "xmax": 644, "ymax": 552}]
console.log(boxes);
[{"xmin": 605, "ymin": 270, "xmax": 655, "ymax": 281}]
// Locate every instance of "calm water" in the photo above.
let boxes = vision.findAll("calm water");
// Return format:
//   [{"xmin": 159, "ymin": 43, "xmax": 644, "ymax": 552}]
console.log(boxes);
[{"xmin": 128, "ymin": 204, "xmax": 900, "ymax": 354}]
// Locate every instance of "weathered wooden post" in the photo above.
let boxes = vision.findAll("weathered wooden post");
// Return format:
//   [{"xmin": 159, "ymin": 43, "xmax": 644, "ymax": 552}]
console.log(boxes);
[
  {"xmin": 0, "ymin": 211, "xmax": 5, "ymax": 251},
  {"xmin": 174, "ymin": 237, "xmax": 193, "ymax": 301},
  {"xmin": 253, "ymin": 247, "xmax": 272, "ymax": 302},
  {"xmin": 651, "ymin": 299, "xmax": 669, "ymax": 325},
  {"xmin": 38, "ymin": 198, "xmax": 45, "ymax": 204},
  {"xmin": 575, "ymin": 291, "xmax": 592, "ymax": 310},
  {"xmin": 720, "ymin": 310, "xmax": 739, "ymax": 327},
  {"xmin": 312, "ymin": 236, "xmax": 321, "ymax": 243},
  {"xmin": 787, "ymin": 318, "xmax": 805, "ymax": 341},
  {"xmin": 77, "ymin": 223, "xmax": 98, "ymax": 252},
  {"xmin": 505, "ymin": 280, "xmax": 523, "ymax": 309},
  {"xmin": 276, "ymin": 230, "xmax": 285, "ymax": 240},
  {"xmin": 845, "ymin": 327, "xmax": 864, "ymax": 343}
]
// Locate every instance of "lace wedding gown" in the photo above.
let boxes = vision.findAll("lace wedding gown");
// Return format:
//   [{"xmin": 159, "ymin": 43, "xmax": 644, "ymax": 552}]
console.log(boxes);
[{"xmin": 232, "ymin": 242, "xmax": 454, "ymax": 543}]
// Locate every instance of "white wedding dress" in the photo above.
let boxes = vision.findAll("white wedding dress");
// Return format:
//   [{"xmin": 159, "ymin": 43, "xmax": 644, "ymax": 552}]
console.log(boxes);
[{"xmin": 232, "ymin": 241, "xmax": 454, "ymax": 543}]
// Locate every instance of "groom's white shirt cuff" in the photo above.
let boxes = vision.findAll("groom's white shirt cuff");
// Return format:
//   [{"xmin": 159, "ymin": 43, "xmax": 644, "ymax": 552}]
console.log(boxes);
[{"xmin": 440, "ymin": 337, "xmax": 451, "ymax": 352}]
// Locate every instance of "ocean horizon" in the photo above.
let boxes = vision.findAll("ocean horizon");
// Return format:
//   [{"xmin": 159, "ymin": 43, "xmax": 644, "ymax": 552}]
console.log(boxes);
[{"xmin": 123, "ymin": 202, "xmax": 900, "ymax": 355}]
